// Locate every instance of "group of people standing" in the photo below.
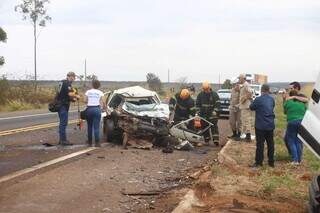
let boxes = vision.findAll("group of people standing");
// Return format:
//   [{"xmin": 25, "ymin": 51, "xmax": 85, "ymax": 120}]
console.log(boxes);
[
  {"xmin": 228, "ymin": 74, "xmax": 308, "ymax": 168},
  {"xmin": 228, "ymin": 74, "xmax": 256, "ymax": 142},
  {"xmin": 54, "ymin": 72, "xmax": 308, "ymax": 167}
]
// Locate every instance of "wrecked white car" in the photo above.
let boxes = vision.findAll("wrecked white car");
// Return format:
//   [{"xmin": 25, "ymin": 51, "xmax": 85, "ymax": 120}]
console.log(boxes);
[{"xmin": 102, "ymin": 86, "xmax": 170, "ymax": 148}]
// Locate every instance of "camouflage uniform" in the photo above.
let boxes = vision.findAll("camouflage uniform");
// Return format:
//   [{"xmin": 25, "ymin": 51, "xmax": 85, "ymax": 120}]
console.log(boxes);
[
  {"xmin": 229, "ymin": 87, "xmax": 241, "ymax": 135},
  {"xmin": 196, "ymin": 89, "xmax": 220, "ymax": 143},
  {"xmin": 239, "ymin": 81, "xmax": 254, "ymax": 136}
]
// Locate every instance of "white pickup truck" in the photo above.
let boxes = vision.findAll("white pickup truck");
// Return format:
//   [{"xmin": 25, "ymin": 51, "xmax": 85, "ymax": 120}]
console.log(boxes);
[{"xmin": 297, "ymin": 73, "xmax": 320, "ymax": 212}]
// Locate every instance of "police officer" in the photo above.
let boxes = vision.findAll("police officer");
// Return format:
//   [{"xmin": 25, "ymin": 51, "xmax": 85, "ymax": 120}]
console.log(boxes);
[
  {"xmin": 228, "ymin": 81, "xmax": 241, "ymax": 141},
  {"xmin": 56, "ymin": 71, "xmax": 80, "ymax": 145},
  {"xmin": 196, "ymin": 81, "xmax": 220, "ymax": 145},
  {"xmin": 169, "ymin": 89, "xmax": 196, "ymax": 124},
  {"xmin": 239, "ymin": 74, "xmax": 254, "ymax": 142}
]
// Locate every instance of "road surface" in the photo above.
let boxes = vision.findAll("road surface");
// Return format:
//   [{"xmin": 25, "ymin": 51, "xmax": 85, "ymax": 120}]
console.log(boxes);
[{"xmin": 0, "ymin": 109, "xmax": 231, "ymax": 212}]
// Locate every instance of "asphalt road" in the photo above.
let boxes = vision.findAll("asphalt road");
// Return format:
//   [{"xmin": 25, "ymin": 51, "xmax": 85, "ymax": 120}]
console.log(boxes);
[{"xmin": 0, "ymin": 108, "xmax": 79, "ymax": 131}]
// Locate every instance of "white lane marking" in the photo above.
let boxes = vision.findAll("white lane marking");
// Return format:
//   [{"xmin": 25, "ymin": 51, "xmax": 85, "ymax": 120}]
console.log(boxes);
[
  {"xmin": 0, "ymin": 147, "xmax": 97, "ymax": 184},
  {"xmin": 0, "ymin": 110, "xmax": 78, "ymax": 121}
]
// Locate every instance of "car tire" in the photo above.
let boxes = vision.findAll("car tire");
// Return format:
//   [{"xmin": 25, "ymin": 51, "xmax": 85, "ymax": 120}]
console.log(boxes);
[{"xmin": 309, "ymin": 175, "xmax": 320, "ymax": 213}]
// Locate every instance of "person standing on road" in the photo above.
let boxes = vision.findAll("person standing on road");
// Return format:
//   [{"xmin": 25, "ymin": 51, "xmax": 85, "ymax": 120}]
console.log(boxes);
[
  {"xmin": 56, "ymin": 71, "xmax": 79, "ymax": 145},
  {"xmin": 249, "ymin": 84, "xmax": 275, "ymax": 168},
  {"xmin": 196, "ymin": 81, "xmax": 220, "ymax": 145},
  {"xmin": 169, "ymin": 89, "xmax": 196, "ymax": 124},
  {"xmin": 84, "ymin": 79, "xmax": 105, "ymax": 147},
  {"xmin": 228, "ymin": 82, "xmax": 241, "ymax": 141},
  {"xmin": 283, "ymin": 90, "xmax": 307, "ymax": 165},
  {"xmin": 239, "ymin": 74, "xmax": 254, "ymax": 142}
]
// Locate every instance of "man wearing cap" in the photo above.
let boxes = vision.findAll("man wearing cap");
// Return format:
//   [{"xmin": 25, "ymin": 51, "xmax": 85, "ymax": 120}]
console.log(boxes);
[
  {"xmin": 56, "ymin": 71, "xmax": 80, "ymax": 145},
  {"xmin": 169, "ymin": 89, "xmax": 196, "ymax": 124},
  {"xmin": 239, "ymin": 74, "xmax": 254, "ymax": 142},
  {"xmin": 228, "ymin": 82, "xmax": 241, "ymax": 141},
  {"xmin": 196, "ymin": 81, "xmax": 220, "ymax": 145}
]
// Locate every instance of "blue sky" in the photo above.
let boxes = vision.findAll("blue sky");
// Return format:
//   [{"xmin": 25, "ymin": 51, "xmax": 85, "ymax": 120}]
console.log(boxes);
[{"xmin": 1, "ymin": 0, "xmax": 320, "ymax": 82}]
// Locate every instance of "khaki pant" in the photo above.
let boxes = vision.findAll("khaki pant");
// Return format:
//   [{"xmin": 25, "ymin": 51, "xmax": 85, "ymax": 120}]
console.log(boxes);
[
  {"xmin": 240, "ymin": 109, "xmax": 254, "ymax": 134},
  {"xmin": 229, "ymin": 109, "xmax": 241, "ymax": 132}
]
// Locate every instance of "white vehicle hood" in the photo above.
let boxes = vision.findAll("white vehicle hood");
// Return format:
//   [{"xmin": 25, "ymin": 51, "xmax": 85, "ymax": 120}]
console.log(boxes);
[
  {"xmin": 122, "ymin": 102, "xmax": 170, "ymax": 119},
  {"xmin": 114, "ymin": 86, "xmax": 159, "ymax": 99}
]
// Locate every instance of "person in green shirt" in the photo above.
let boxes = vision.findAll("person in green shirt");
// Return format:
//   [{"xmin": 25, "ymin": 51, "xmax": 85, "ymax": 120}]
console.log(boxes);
[{"xmin": 283, "ymin": 90, "xmax": 307, "ymax": 165}]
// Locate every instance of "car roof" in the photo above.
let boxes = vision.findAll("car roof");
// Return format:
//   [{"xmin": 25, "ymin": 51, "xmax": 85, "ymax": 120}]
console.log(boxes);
[
  {"xmin": 113, "ymin": 86, "xmax": 158, "ymax": 98},
  {"xmin": 218, "ymin": 89, "xmax": 231, "ymax": 92}
]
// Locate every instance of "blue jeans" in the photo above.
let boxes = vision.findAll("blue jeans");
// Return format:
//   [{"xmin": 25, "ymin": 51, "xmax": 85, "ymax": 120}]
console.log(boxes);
[
  {"xmin": 86, "ymin": 106, "xmax": 101, "ymax": 143},
  {"xmin": 286, "ymin": 119, "xmax": 303, "ymax": 162},
  {"xmin": 58, "ymin": 105, "xmax": 69, "ymax": 142}
]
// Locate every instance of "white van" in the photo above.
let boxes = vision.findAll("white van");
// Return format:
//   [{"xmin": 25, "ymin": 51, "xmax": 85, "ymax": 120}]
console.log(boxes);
[
  {"xmin": 298, "ymin": 74, "xmax": 320, "ymax": 158},
  {"xmin": 297, "ymin": 73, "xmax": 320, "ymax": 212}
]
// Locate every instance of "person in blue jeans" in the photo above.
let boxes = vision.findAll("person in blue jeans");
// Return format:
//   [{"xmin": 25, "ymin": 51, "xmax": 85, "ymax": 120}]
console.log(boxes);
[
  {"xmin": 57, "ymin": 72, "xmax": 79, "ymax": 145},
  {"xmin": 282, "ymin": 81, "xmax": 308, "ymax": 158},
  {"xmin": 84, "ymin": 80, "xmax": 105, "ymax": 147},
  {"xmin": 284, "ymin": 90, "xmax": 307, "ymax": 165}
]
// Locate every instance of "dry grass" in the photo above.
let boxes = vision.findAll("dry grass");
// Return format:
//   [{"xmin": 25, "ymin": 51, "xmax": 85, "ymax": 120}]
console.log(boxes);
[{"xmin": 206, "ymin": 89, "xmax": 320, "ymax": 212}]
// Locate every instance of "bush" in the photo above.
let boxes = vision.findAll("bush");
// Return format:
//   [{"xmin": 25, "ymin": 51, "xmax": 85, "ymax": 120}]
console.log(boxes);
[
  {"xmin": 0, "ymin": 80, "xmax": 56, "ymax": 111},
  {"xmin": 0, "ymin": 77, "xmax": 10, "ymax": 105}
]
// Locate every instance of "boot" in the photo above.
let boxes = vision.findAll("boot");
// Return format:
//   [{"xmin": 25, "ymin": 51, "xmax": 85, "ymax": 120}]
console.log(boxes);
[
  {"xmin": 245, "ymin": 133, "xmax": 252, "ymax": 142},
  {"xmin": 228, "ymin": 130, "xmax": 237, "ymax": 139},
  {"xmin": 234, "ymin": 131, "xmax": 241, "ymax": 141},
  {"xmin": 95, "ymin": 141, "xmax": 101, "ymax": 147}
]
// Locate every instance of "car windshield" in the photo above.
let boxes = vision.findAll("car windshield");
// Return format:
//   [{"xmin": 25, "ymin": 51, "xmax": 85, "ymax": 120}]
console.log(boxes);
[
  {"xmin": 251, "ymin": 85, "xmax": 261, "ymax": 92},
  {"xmin": 218, "ymin": 90, "xmax": 231, "ymax": 99}
]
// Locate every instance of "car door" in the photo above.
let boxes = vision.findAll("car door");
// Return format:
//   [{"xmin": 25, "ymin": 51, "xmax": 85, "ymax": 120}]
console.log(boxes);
[{"xmin": 298, "ymin": 72, "xmax": 320, "ymax": 158}]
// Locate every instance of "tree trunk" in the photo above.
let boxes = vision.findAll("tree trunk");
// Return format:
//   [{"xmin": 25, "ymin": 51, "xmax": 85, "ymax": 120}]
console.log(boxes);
[{"xmin": 34, "ymin": 20, "xmax": 37, "ymax": 91}]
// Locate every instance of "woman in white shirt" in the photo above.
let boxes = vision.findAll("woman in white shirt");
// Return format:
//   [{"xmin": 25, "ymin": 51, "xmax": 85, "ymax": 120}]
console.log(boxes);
[{"xmin": 84, "ymin": 80, "xmax": 105, "ymax": 147}]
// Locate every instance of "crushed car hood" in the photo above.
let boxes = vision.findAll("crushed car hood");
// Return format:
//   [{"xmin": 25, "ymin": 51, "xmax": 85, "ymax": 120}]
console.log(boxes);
[
  {"xmin": 113, "ymin": 86, "xmax": 160, "ymax": 102},
  {"xmin": 122, "ymin": 102, "xmax": 170, "ymax": 119}
]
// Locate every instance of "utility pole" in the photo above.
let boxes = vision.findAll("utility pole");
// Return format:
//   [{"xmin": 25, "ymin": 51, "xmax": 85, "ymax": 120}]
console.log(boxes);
[
  {"xmin": 168, "ymin": 69, "xmax": 170, "ymax": 83},
  {"xmin": 84, "ymin": 59, "xmax": 87, "ymax": 87},
  {"xmin": 219, "ymin": 73, "xmax": 221, "ymax": 89}
]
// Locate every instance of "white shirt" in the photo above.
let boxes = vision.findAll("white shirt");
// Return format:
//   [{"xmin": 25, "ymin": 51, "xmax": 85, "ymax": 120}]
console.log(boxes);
[{"xmin": 85, "ymin": 89, "xmax": 104, "ymax": 106}]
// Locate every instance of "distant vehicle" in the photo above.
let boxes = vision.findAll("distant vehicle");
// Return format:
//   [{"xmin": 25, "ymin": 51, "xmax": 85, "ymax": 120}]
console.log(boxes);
[
  {"xmin": 250, "ymin": 84, "xmax": 262, "ymax": 98},
  {"xmin": 217, "ymin": 89, "xmax": 231, "ymax": 117},
  {"xmin": 297, "ymin": 72, "xmax": 320, "ymax": 212},
  {"xmin": 278, "ymin": 89, "xmax": 286, "ymax": 94}
]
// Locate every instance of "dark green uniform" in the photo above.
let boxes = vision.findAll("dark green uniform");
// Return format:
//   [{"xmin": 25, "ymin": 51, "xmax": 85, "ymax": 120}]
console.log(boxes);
[
  {"xmin": 196, "ymin": 89, "xmax": 220, "ymax": 142},
  {"xmin": 169, "ymin": 92, "xmax": 196, "ymax": 123}
]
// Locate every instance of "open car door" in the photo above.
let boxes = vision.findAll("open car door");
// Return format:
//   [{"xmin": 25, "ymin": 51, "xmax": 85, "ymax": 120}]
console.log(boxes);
[{"xmin": 298, "ymin": 72, "xmax": 320, "ymax": 158}]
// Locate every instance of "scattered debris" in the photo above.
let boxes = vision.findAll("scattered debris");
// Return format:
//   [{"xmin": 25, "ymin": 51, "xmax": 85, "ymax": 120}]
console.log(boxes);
[{"xmin": 120, "ymin": 190, "xmax": 162, "ymax": 196}]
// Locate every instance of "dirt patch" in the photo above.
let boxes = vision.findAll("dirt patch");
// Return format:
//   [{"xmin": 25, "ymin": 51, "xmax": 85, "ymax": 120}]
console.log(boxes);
[{"xmin": 158, "ymin": 139, "xmax": 311, "ymax": 213}]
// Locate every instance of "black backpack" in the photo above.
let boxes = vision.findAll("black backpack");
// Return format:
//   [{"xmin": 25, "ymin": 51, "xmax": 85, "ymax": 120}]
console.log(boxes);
[{"xmin": 48, "ymin": 92, "xmax": 62, "ymax": 112}]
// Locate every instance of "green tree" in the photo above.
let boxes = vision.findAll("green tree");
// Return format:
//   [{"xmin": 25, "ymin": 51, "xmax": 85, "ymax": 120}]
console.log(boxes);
[
  {"xmin": 146, "ymin": 73, "xmax": 162, "ymax": 91},
  {"xmin": 222, "ymin": 79, "xmax": 232, "ymax": 89},
  {"xmin": 15, "ymin": 0, "xmax": 51, "ymax": 89},
  {"xmin": 0, "ymin": 27, "xmax": 7, "ymax": 66}
]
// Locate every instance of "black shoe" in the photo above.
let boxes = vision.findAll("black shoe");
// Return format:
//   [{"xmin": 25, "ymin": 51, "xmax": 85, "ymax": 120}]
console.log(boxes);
[
  {"xmin": 87, "ymin": 141, "xmax": 93, "ymax": 147},
  {"xmin": 95, "ymin": 142, "xmax": 101, "ymax": 147},
  {"xmin": 245, "ymin": 133, "xmax": 252, "ymax": 142},
  {"xmin": 249, "ymin": 163, "xmax": 262, "ymax": 168},
  {"xmin": 60, "ymin": 140, "xmax": 73, "ymax": 146},
  {"xmin": 268, "ymin": 162, "xmax": 275, "ymax": 168},
  {"xmin": 234, "ymin": 136, "xmax": 241, "ymax": 141},
  {"xmin": 228, "ymin": 131, "xmax": 237, "ymax": 139}
]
